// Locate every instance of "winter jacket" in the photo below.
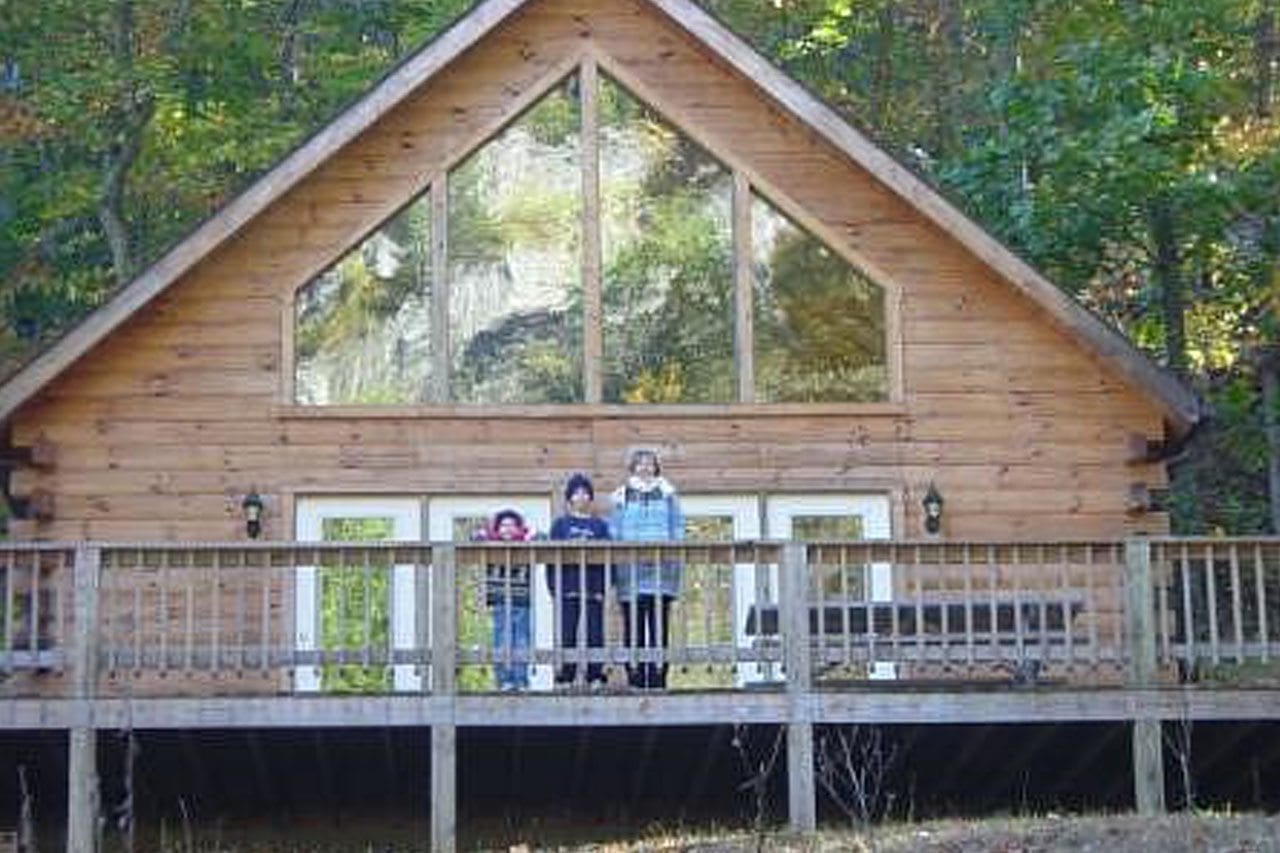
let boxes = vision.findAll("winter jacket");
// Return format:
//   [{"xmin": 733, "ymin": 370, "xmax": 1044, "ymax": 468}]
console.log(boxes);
[
  {"xmin": 547, "ymin": 514, "xmax": 611, "ymax": 598},
  {"xmin": 609, "ymin": 476, "xmax": 684, "ymax": 601},
  {"xmin": 474, "ymin": 520, "xmax": 535, "ymax": 606}
]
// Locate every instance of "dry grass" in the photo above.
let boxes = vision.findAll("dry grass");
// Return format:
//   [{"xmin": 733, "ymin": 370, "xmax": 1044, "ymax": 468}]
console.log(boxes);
[{"xmin": 558, "ymin": 813, "xmax": 1280, "ymax": 853}]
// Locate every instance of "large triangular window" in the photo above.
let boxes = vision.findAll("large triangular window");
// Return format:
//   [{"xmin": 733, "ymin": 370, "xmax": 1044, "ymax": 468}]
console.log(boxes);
[{"xmin": 293, "ymin": 63, "xmax": 888, "ymax": 406}]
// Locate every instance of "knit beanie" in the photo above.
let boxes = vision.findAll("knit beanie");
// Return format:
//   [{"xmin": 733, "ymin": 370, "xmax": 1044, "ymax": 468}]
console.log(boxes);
[
  {"xmin": 563, "ymin": 473, "xmax": 595, "ymax": 503},
  {"xmin": 492, "ymin": 508, "xmax": 526, "ymax": 532}
]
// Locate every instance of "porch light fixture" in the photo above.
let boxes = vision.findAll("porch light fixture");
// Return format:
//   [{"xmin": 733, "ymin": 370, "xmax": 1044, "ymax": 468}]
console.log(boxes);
[
  {"xmin": 242, "ymin": 491, "xmax": 265, "ymax": 539},
  {"xmin": 922, "ymin": 483, "xmax": 944, "ymax": 536}
]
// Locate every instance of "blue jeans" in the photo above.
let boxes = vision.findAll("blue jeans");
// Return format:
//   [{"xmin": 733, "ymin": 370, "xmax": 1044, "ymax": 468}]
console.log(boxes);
[{"xmin": 491, "ymin": 599, "xmax": 531, "ymax": 690}]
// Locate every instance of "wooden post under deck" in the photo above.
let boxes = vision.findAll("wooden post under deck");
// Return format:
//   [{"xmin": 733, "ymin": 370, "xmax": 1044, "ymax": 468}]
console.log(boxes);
[
  {"xmin": 1125, "ymin": 538, "xmax": 1165, "ymax": 815},
  {"xmin": 781, "ymin": 542, "xmax": 816, "ymax": 832},
  {"xmin": 68, "ymin": 545, "xmax": 101, "ymax": 853},
  {"xmin": 431, "ymin": 545, "xmax": 458, "ymax": 853}
]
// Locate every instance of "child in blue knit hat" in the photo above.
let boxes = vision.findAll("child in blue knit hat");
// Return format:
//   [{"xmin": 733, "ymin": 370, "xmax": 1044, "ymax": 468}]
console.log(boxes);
[{"xmin": 548, "ymin": 473, "xmax": 611, "ymax": 689}]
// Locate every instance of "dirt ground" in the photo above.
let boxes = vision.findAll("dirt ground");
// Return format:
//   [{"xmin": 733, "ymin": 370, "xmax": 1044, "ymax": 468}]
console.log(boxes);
[{"xmin": 578, "ymin": 813, "xmax": 1280, "ymax": 853}]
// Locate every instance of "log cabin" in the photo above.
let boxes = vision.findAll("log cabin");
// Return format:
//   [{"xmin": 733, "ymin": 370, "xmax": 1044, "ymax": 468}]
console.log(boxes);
[{"xmin": 3, "ymin": 0, "xmax": 1275, "ymax": 848}]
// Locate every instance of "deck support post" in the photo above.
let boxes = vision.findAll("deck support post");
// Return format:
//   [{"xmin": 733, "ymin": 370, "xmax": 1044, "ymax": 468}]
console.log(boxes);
[
  {"xmin": 430, "ymin": 545, "xmax": 458, "ymax": 853},
  {"xmin": 68, "ymin": 545, "xmax": 101, "ymax": 853},
  {"xmin": 781, "ymin": 542, "xmax": 816, "ymax": 832},
  {"xmin": 1124, "ymin": 538, "xmax": 1165, "ymax": 815}
]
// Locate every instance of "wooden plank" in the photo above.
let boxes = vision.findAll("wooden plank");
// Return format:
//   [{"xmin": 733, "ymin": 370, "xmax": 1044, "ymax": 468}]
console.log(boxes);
[
  {"xmin": 781, "ymin": 542, "xmax": 815, "ymax": 832},
  {"xmin": 9, "ymin": 686, "xmax": 1280, "ymax": 731},
  {"xmin": 430, "ymin": 179, "xmax": 449, "ymax": 404},
  {"xmin": 733, "ymin": 171, "xmax": 754, "ymax": 403},
  {"xmin": 581, "ymin": 56, "xmax": 603, "ymax": 404}
]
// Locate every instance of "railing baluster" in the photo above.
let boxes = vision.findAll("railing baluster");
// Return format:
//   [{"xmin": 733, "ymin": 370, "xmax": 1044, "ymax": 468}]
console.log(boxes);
[
  {"xmin": 132, "ymin": 550, "xmax": 143, "ymax": 672},
  {"xmin": 1180, "ymin": 541, "xmax": 1194, "ymax": 672},
  {"xmin": 3, "ymin": 552, "xmax": 15, "ymax": 667},
  {"xmin": 158, "ymin": 549, "xmax": 169, "ymax": 675},
  {"xmin": 912, "ymin": 545, "xmax": 925, "ymax": 668},
  {"xmin": 1011, "ymin": 544, "xmax": 1025, "ymax": 667},
  {"xmin": 987, "ymin": 545, "xmax": 998, "ymax": 667},
  {"xmin": 29, "ymin": 551, "xmax": 41, "ymax": 660},
  {"xmin": 184, "ymin": 551, "xmax": 196, "ymax": 674},
  {"xmin": 938, "ymin": 545, "xmax": 952, "ymax": 671},
  {"xmin": 837, "ymin": 544, "xmax": 851, "ymax": 672},
  {"xmin": 362, "ymin": 547, "xmax": 373, "ymax": 671},
  {"xmin": 963, "ymin": 543, "xmax": 974, "ymax": 673},
  {"xmin": 211, "ymin": 548, "xmax": 222, "ymax": 673},
  {"xmin": 1206, "ymin": 543, "xmax": 1221, "ymax": 666},
  {"xmin": 56, "ymin": 549, "xmax": 70, "ymax": 673},
  {"xmin": 702, "ymin": 546, "xmax": 715, "ymax": 673},
  {"xmin": 235, "ymin": 548, "xmax": 247, "ymax": 674},
  {"xmin": 1111, "ymin": 543, "xmax": 1126, "ymax": 667},
  {"xmin": 1059, "ymin": 544, "xmax": 1073, "ymax": 672},
  {"xmin": 1230, "ymin": 543, "xmax": 1245, "ymax": 663},
  {"xmin": 550, "ymin": 546, "xmax": 563, "ymax": 682},
  {"xmin": 1153, "ymin": 542, "xmax": 1170, "ymax": 666},
  {"xmin": 1256, "ymin": 542, "xmax": 1270, "ymax": 663},
  {"xmin": 1036, "ymin": 544, "xmax": 1048, "ymax": 665},
  {"xmin": 260, "ymin": 550, "xmax": 271, "ymax": 673}
]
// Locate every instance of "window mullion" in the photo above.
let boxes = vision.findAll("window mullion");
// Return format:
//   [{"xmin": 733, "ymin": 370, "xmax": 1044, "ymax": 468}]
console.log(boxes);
[
  {"xmin": 734, "ymin": 171, "xmax": 754, "ymax": 403},
  {"xmin": 430, "ymin": 179, "xmax": 450, "ymax": 404},
  {"xmin": 582, "ymin": 57, "xmax": 603, "ymax": 404}
]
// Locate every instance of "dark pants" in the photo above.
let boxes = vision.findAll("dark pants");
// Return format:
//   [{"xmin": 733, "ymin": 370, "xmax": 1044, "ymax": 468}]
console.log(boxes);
[
  {"xmin": 620, "ymin": 595, "xmax": 674, "ymax": 689},
  {"xmin": 557, "ymin": 594, "xmax": 605, "ymax": 685}
]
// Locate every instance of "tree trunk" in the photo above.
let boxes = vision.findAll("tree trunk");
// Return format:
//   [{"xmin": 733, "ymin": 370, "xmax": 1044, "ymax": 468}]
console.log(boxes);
[
  {"xmin": 869, "ymin": 2, "xmax": 895, "ymax": 133},
  {"xmin": 929, "ymin": 0, "xmax": 964, "ymax": 159},
  {"xmin": 97, "ymin": 0, "xmax": 154, "ymax": 285},
  {"xmin": 1262, "ymin": 348, "xmax": 1280, "ymax": 534},
  {"xmin": 1256, "ymin": 0, "xmax": 1277, "ymax": 117},
  {"xmin": 1150, "ymin": 201, "xmax": 1187, "ymax": 378},
  {"xmin": 278, "ymin": 0, "xmax": 310, "ymax": 118},
  {"xmin": 98, "ymin": 108, "xmax": 149, "ymax": 285}
]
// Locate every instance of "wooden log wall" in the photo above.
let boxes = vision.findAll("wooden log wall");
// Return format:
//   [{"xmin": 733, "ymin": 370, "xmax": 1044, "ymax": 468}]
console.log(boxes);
[{"xmin": 8, "ymin": 0, "xmax": 1168, "ymax": 544}]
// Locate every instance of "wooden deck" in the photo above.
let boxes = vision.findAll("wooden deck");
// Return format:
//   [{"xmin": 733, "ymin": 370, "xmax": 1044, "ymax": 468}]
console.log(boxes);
[{"xmin": 3, "ymin": 537, "xmax": 1279, "ymax": 851}]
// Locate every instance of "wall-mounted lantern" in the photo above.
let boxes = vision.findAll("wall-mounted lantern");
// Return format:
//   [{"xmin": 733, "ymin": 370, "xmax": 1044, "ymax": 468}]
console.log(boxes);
[
  {"xmin": 242, "ymin": 491, "xmax": 265, "ymax": 539},
  {"xmin": 922, "ymin": 483, "xmax": 944, "ymax": 536}
]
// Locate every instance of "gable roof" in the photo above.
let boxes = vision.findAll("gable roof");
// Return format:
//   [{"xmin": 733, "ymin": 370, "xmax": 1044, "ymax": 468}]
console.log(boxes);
[{"xmin": 0, "ymin": 0, "xmax": 1202, "ymax": 435}]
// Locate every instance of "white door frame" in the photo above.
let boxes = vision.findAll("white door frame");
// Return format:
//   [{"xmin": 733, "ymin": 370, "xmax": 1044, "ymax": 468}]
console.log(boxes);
[
  {"xmin": 295, "ymin": 497, "xmax": 423, "ymax": 693},
  {"xmin": 427, "ymin": 496, "xmax": 553, "ymax": 691},
  {"xmin": 766, "ymin": 494, "xmax": 894, "ymax": 680}
]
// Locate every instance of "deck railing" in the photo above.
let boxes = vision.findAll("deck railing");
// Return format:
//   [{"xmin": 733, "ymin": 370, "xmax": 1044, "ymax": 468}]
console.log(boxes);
[
  {"xmin": 2, "ymin": 538, "xmax": 1279, "ymax": 696},
  {"xmin": 1152, "ymin": 538, "xmax": 1280, "ymax": 679}
]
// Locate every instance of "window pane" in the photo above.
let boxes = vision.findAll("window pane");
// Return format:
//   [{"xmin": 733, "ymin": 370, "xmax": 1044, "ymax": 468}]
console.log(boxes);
[
  {"xmin": 752, "ymin": 194, "xmax": 887, "ymax": 402},
  {"xmin": 791, "ymin": 515, "xmax": 865, "ymax": 540},
  {"xmin": 317, "ymin": 516, "xmax": 394, "ymax": 693},
  {"xmin": 601, "ymin": 75, "xmax": 734, "ymax": 404},
  {"xmin": 792, "ymin": 515, "xmax": 867, "ymax": 599},
  {"xmin": 448, "ymin": 76, "xmax": 583, "ymax": 403},
  {"xmin": 295, "ymin": 198, "xmax": 433, "ymax": 404}
]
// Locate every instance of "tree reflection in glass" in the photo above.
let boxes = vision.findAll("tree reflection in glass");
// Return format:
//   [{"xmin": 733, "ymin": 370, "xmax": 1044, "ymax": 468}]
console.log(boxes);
[
  {"xmin": 448, "ymin": 75, "xmax": 584, "ymax": 403},
  {"xmin": 294, "ymin": 196, "xmax": 433, "ymax": 404},
  {"xmin": 752, "ymin": 194, "xmax": 887, "ymax": 402},
  {"xmin": 600, "ymin": 75, "xmax": 734, "ymax": 404}
]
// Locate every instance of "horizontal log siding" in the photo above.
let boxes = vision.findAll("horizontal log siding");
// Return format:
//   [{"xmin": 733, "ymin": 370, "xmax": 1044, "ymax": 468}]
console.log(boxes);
[{"xmin": 11, "ymin": 0, "xmax": 1166, "ymax": 545}]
